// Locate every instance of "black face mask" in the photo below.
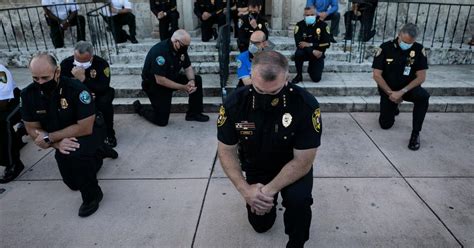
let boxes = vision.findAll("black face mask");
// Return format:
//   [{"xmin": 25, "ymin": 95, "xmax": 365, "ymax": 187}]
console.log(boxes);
[
  {"xmin": 37, "ymin": 73, "xmax": 58, "ymax": 95},
  {"xmin": 253, "ymin": 85, "xmax": 286, "ymax": 111},
  {"xmin": 177, "ymin": 43, "xmax": 188, "ymax": 54},
  {"xmin": 249, "ymin": 12, "xmax": 259, "ymax": 19}
]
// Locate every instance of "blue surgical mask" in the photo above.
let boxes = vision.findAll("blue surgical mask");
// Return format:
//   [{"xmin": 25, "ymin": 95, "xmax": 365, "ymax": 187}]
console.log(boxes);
[
  {"xmin": 399, "ymin": 41, "xmax": 413, "ymax": 51},
  {"xmin": 305, "ymin": 16, "xmax": 316, "ymax": 25},
  {"xmin": 248, "ymin": 43, "xmax": 260, "ymax": 54}
]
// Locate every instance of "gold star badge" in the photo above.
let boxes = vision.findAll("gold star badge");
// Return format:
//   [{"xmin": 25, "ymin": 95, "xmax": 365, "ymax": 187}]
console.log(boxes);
[{"xmin": 271, "ymin": 98, "xmax": 279, "ymax": 107}]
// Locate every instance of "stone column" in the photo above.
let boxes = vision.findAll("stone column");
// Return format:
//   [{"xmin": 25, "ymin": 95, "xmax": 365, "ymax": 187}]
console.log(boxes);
[
  {"xmin": 179, "ymin": 0, "xmax": 198, "ymax": 31},
  {"xmin": 271, "ymin": 0, "xmax": 283, "ymax": 30},
  {"xmin": 288, "ymin": 0, "xmax": 306, "ymax": 36}
]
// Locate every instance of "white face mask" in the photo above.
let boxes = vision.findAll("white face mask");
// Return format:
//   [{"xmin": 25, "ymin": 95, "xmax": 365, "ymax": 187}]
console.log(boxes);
[{"xmin": 73, "ymin": 59, "xmax": 92, "ymax": 69}]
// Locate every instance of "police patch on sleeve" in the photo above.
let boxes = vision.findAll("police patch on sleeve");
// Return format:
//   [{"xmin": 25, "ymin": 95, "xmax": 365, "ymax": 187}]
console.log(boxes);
[
  {"xmin": 422, "ymin": 48, "xmax": 427, "ymax": 57},
  {"xmin": 217, "ymin": 106, "xmax": 227, "ymax": 127},
  {"xmin": 311, "ymin": 108, "xmax": 321, "ymax": 133},
  {"xmin": 294, "ymin": 25, "xmax": 299, "ymax": 34},
  {"xmin": 104, "ymin": 67, "xmax": 110, "ymax": 78},
  {"xmin": 326, "ymin": 26, "xmax": 330, "ymax": 34},
  {"xmin": 79, "ymin": 90, "xmax": 92, "ymax": 104},
  {"xmin": 236, "ymin": 59, "xmax": 242, "ymax": 69},
  {"xmin": 375, "ymin": 47, "xmax": 382, "ymax": 57},
  {"xmin": 156, "ymin": 56, "xmax": 166, "ymax": 66},
  {"xmin": 238, "ymin": 19, "xmax": 243, "ymax": 28}
]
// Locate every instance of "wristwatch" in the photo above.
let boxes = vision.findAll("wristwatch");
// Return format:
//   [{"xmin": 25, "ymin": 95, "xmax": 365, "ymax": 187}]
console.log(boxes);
[{"xmin": 43, "ymin": 134, "xmax": 53, "ymax": 145}]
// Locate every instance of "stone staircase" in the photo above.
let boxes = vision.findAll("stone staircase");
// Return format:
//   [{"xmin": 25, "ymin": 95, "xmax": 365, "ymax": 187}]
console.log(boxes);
[{"xmin": 106, "ymin": 36, "xmax": 473, "ymax": 113}]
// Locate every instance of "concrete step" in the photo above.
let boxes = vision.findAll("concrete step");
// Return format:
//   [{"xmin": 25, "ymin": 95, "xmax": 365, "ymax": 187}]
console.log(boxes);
[
  {"xmin": 113, "ymin": 96, "xmax": 474, "ymax": 113},
  {"xmin": 110, "ymin": 61, "xmax": 374, "ymax": 75},
  {"xmin": 110, "ymin": 50, "xmax": 355, "ymax": 64}
]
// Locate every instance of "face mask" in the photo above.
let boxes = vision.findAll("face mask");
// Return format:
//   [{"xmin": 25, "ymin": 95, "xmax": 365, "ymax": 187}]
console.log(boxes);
[
  {"xmin": 249, "ymin": 12, "xmax": 259, "ymax": 19},
  {"xmin": 73, "ymin": 59, "xmax": 92, "ymax": 69},
  {"xmin": 176, "ymin": 41, "xmax": 188, "ymax": 54},
  {"xmin": 37, "ymin": 74, "xmax": 58, "ymax": 95},
  {"xmin": 248, "ymin": 43, "xmax": 261, "ymax": 54},
  {"xmin": 399, "ymin": 40, "xmax": 413, "ymax": 51},
  {"xmin": 305, "ymin": 16, "xmax": 316, "ymax": 25}
]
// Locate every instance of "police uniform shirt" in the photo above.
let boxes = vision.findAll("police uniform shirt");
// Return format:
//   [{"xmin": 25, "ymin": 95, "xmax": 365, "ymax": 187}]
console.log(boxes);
[
  {"xmin": 103, "ymin": 0, "xmax": 133, "ymax": 17},
  {"xmin": 217, "ymin": 84, "xmax": 322, "ymax": 173},
  {"xmin": 150, "ymin": 0, "xmax": 177, "ymax": 16},
  {"xmin": 20, "ymin": 77, "xmax": 98, "ymax": 154},
  {"xmin": 294, "ymin": 19, "xmax": 331, "ymax": 54},
  {"xmin": 142, "ymin": 39, "xmax": 191, "ymax": 83},
  {"xmin": 238, "ymin": 14, "xmax": 269, "ymax": 41},
  {"xmin": 42, "ymin": 0, "xmax": 80, "ymax": 21},
  {"xmin": 372, "ymin": 38, "xmax": 428, "ymax": 91},
  {"xmin": 236, "ymin": 51, "xmax": 252, "ymax": 80},
  {"xmin": 60, "ymin": 55, "xmax": 111, "ymax": 96},
  {"xmin": 194, "ymin": 0, "xmax": 225, "ymax": 18},
  {"xmin": 0, "ymin": 64, "xmax": 15, "ymax": 101}
]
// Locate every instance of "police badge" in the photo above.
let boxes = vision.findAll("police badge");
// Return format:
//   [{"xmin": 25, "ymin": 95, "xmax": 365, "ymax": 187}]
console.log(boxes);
[
  {"xmin": 90, "ymin": 69, "xmax": 97, "ymax": 78},
  {"xmin": 60, "ymin": 98, "xmax": 69, "ymax": 109}
]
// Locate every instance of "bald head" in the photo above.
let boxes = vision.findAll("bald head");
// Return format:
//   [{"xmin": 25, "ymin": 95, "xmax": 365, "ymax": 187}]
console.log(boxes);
[
  {"xmin": 29, "ymin": 53, "xmax": 59, "ymax": 84},
  {"xmin": 250, "ymin": 30, "xmax": 266, "ymax": 43},
  {"xmin": 171, "ymin": 29, "xmax": 191, "ymax": 46}
]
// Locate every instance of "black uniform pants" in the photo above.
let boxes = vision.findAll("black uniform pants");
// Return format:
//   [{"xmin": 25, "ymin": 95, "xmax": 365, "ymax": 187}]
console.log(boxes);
[
  {"xmin": 46, "ymin": 15, "xmax": 86, "ymax": 49},
  {"xmin": 104, "ymin": 13, "xmax": 136, "ymax": 43},
  {"xmin": 200, "ymin": 14, "xmax": 226, "ymax": 42},
  {"xmin": 379, "ymin": 86, "xmax": 430, "ymax": 132},
  {"xmin": 140, "ymin": 74, "xmax": 204, "ymax": 126},
  {"xmin": 55, "ymin": 151, "xmax": 102, "ymax": 203},
  {"xmin": 344, "ymin": 8, "xmax": 376, "ymax": 40},
  {"xmin": 158, "ymin": 11, "xmax": 179, "ymax": 41},
  {"xmin": 95, "ymin": 87, "xmax": 115, "ymax": 138},
  {"xmin": 245, "ymin": 169, "xmax": 313, "ymax": 248},
  {"xmin": 294, "ymin": 48, "xmax": 325, "ymax": 82},
  {"xmin": 0, "ymin": 104, "xmax": 22, "ymax": 170},
  {"xmin": 324, "ymin": 12, "xmax": 340, "ymax": 37}
]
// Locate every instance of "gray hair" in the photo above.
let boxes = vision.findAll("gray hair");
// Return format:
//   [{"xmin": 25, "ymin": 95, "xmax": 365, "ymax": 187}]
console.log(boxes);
[
  {"xmin": 252, "ymin": 51, "xmax": 289, "ymax": 82},
  {"xmin": 74, "ymin": 41, "xmax": 94, "ymax": 55},
  {"xmin": 171, "ymin": 29, "xmax": 190, "ymax": 42},
  {"xmin": 400, "ymin": 23, "xmax": 419, "ymax": 38},
  {"xmin": 29, "ymin": 52, "xmax": 57, "ymax": 68}
]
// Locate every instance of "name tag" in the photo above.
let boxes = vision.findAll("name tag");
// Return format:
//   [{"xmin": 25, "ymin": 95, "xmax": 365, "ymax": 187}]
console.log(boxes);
[
  {"xmin": 386, "ymin": 58, "xmax": 393, "ymax": 64},
  {"xmin": 235, "ymin": 122, "xmax": 256, "ymax": 130},
  {"xmin": 36, "ymin": 110, "xmax": 47, "ymax": 114},
  {"xmin": 403, "ymin": 66, "xmax": 411, "ymax": 76}
]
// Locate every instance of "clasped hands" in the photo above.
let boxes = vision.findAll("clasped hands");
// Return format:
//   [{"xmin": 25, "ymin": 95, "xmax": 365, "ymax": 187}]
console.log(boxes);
[{"xmin": 243, "ymin": 183, "xmax": 276, "ymax": 216}]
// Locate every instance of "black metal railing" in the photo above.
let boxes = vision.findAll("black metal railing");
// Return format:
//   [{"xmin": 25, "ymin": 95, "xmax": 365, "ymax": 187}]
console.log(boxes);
[
  {"xmin": 343, "ymin": 0, "xmax": 473, "ymax": 63},
  {"xmin": 216, "ymin": 0, "xmax": 232, "ymax": 102},
  {"xmin": 0, "ymin": 2, "xmax": 117, "ymax": 63},
  {"xmin": 86, "ymin": 3, "xmax": 118, "ymax": 64}
]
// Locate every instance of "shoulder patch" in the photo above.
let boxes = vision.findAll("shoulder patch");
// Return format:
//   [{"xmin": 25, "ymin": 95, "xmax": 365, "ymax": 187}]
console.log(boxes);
[
  {"xmin": 326, "ymin": 26, "xmax": 330, "ymax": 34},
  {"xmin": 79, "ymin": 90, "xmax": 92, "ymax": 104},
  {"xmin": 236, "ymin": 59, "xmax": 242, "ymax": 69},
  {"xmin": 156, "ymin": 56, "xmax": 166, "ymax": 66},
  {"xmin": 103, "ymin": 67, "xmax": 110, "ymax": 78},
  {"xmin": 294, "ymin": 25, "xmax": 299, "ymax": 34},
  {"xmin": 422, "ymin": 48, "xmax": 427, "ymax": 57},
  {"xmin": 238, "ymin": 19, "xmax": 243, "ymax": 28},
  {"xmin": 375, "ymin": 47, "xmax": 382, "ymax": 57},
  {"xmin": 217, "ymin": 106, "xmax": 227, "ymax": 127},
  {"xmin": 311, "ymin": 108, "xmax": 321, "ymax": 133},
  {"xmin": 264, "ymin": 22, "xmax": 269, "ymax": 29}
]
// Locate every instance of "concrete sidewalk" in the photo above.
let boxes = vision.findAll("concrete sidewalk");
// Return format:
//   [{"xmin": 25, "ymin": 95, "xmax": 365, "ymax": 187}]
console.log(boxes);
[{"xmin": 0, "ymin": 113, "xmax": 473, "ymax": 247}]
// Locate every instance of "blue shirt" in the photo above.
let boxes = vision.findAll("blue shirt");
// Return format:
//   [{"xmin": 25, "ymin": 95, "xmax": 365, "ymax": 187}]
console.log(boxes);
[
  {"xmin": 306, "ymin": 0, "xmax": 338, "ymax": 15},
  {"xmin": 236, "ymin": 51, "xmax": 252, "ymax": 80}
]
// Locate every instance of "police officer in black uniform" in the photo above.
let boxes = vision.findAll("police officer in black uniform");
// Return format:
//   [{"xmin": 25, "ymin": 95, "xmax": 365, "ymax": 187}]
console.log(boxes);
[
  {"xmin": 60, "ymin": 41, "xmax": 118, "ymax": 149},
  {"xmin": 194, "ymin": 0, "xmax": 226, "ymax": 42},
  {"xmin": 344, "ymin": 0, "xmax": 378, "ymax": 41},
  {"xmin": 372, "ymin": 23, "xmax": 429, "ymax": 150},
  {"xmin": 291, "ymin": 7, "xmax": 331, "ymax": 84},
  {"xmin": 21, "ymin": 53, "xmax": 103, "ymax": 217},
  {"xmin": 134, "ymin": 29, "xmax": 210, "ymax": 126},
  {"xmin": 0, "ymin": 65, "xmax": 25, "ymax": 183},
  {"xmin": 217, "ymin": 51, "xmax": 322, "ymax": 248},
  {"xmin": 150, "ymin": 0, "xmax": 180, "ymax": 41},
  {"xmin": 229, "ymin": 0, "xmax": 249, "ymax": 38},
  {"xmin": 237, "ymin": 0, "xmax": 269, "ymax": 52}
]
